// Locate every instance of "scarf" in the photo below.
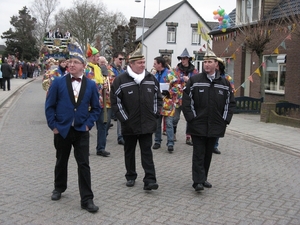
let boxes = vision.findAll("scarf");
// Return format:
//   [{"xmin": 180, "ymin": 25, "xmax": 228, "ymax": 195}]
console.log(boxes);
[
  {"xmin": 127, "ymin": 65, "xmax": 145, "ymax": 85},
  {"xmin": 88, "ymin": 62, "xmax": 103, "ymax": 84}
]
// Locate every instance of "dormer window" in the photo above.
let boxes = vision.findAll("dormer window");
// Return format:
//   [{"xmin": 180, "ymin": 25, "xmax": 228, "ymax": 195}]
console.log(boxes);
[{"xmin": 237, "ymin": 0, "xmax": 260, "ymax": 24}]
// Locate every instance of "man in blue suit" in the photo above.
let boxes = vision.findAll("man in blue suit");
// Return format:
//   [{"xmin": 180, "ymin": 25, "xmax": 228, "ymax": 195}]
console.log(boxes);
[{"xmin": 45, "ymin": 39, "xmax": 101, "ymax": 213}]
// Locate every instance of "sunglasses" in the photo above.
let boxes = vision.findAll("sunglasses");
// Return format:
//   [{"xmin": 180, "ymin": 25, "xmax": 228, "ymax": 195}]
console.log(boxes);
[{"xmin": 119, "ymin": 58, "xmax": 125, "ymax": 60}]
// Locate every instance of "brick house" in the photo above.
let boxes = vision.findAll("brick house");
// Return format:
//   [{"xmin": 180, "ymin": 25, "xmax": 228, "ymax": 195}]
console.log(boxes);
[{"xmin": 210, "ymin": 0, "xmax": 300, "ymax": 105}]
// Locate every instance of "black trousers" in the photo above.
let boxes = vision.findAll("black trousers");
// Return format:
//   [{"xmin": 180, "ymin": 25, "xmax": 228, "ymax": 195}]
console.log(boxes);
[
  {"xmin": 123, "ymin": 133, "xmax": 157, "ymax": 184},
  {"xmin": 53, "ymin": 127, "xmax": 93, "ymax": 204},
  {"xmin": 2, "ymin": 77, "xmax": 10, "ymax": 90},
  {"xmin": 191, "ymin": 135, "xmax": 217, "ymax": 187}
]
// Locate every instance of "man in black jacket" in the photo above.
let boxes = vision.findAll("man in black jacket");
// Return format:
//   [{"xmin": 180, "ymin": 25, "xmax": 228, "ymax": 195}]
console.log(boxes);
[
  {"xmin": 182, "ymin": 48, "xmax": 236, "ymax": 192},
  {"xmin": 1, "ymin": 58, "xmax": 13, "ymax": 91},
  {"xmin": 110, "ymin": 44, "xmax": 162, "ymax": 191}
]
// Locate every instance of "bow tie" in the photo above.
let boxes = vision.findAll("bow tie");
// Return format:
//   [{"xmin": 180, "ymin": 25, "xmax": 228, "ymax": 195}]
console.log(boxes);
[{"xmin": 71, "ymin": 77, "xmax": 81, "ymax": 82}]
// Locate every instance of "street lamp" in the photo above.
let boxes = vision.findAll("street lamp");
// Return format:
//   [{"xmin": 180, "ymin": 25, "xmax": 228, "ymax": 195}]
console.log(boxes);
[{"xmin": 135, "ymin": 0, "xmax": 146, "ymax": 53}]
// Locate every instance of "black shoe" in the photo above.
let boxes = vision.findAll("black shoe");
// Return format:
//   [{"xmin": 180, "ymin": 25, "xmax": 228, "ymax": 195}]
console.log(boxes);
[
  {"xmin": 126, "ymin": 180, "xmax": 135, "ymax": 187},
  {"xmin": 167, "ymin": 146, "xmax": 174, "ymax": 152},
  {"xmin": 109, "ymin": 123, "xmax": 113, "ymax": 128},
  {"xmin": 81, "ymin": 199, "xmax": 99, "ymax": 213},
  {"xmin": 194, "ymin": 184, "xmax": 204, "ymax": 192},
  {"xmin": 203, "ymin": 181, "xmax": 212, "ymax": 188},
  {"xmin": 96, "ymin": 150, "xmax": 110, "ymax": 157},
  {"xmin": 118, "ymin": 139, "xmax": 125, "ymax": 145},
  {"xmin": 213, "ymin": 148, "xmax": 221, "ymax": 154},
  {"xmin": 51, "ymin": 190, "xmax": 61, "ymax": 200},
  {"xmin": 152, "ymin": 143, "xmax": 160, "ymax": 149},
  {"xmin": 144, "ymin": 183, "xmax": 159, "ymax": 190}
]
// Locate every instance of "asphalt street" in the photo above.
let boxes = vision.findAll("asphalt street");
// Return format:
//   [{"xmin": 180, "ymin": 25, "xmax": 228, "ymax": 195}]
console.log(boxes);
[{"xmin": 0, "ymin": 77, "xmax": 299, "ymax": 224}]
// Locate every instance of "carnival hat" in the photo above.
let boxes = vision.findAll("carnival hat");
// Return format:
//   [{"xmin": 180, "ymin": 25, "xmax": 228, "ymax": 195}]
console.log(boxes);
[
  {"xmin": 67, "ymin": 38, "xmax": 86, "ymax": 63},
  {"xmin": 129, "ymin": 43, "xmax": 145, "ymax": 61},
  {"xmin": 177, "ymin": 48, "xmax": 192, "ymax": 61},
  {"xmin": 86, "ymin": 44, "xmax": 99, "ymax": 58},
  {"xmin": 216, "ymin": 57, "xmax": 225, "ymax": 66},
  {"xmin": 203, "ymin": 46, "xmax": 217, "ymax": 60}
]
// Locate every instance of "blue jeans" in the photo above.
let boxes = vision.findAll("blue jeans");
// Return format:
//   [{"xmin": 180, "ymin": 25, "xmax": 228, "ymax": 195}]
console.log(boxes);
[
  {"xmin": 96, "ymin": 108, "xmax": 111, "ymax": 152},
  {"xmin": 154, "ymin": 115, "xmax": 174, "ymax": 147},
  {"xmin": 173, "ymin": 106, "xmax": 182, "ymax": 130},
  {"xmin": 22, "ymin": 72, "xmax": 27, "ymax": 79}
]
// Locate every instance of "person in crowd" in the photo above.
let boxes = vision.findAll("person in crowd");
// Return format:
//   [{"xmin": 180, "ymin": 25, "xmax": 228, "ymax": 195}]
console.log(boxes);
[
  {"xmin": 110, "ymin": 44, "xmax": 162, "ymax": 190},
  {"xmin": 182, "ymin": 48, "xmax": 236, "ymax": 192},
  {"xmin": 213, "ymin": 57, "xmax": 236, "ymax": 154},
  {"xmin": 45, "ymin": 39, "xmax": 101, "ymax": 213},
  {"xmin": 162, "ymin": 55, "xmax": 172, "ymax": 135},
  {"xmin": 27, "ymin": 62, "xmax": 34, "ymax": 78},
  {"xmin": 42, "ymin": 58, "xmax": 68, "ymax": 92},
  {"xmin": 85, "ymin": 44, "xmax": 110, "ymax": 157},
  {"xmin": 55, "ymin": 28, "xmax": 63, "ymax": 38},
  {"xmin": 22, "ymin": 61, "xmax": 28, "ymax": 79},
  {"xmin": 152, "ymin": 56, "xmax": 177, "ymax": 153},
  {"xmin": 0, "ymin": 61, "xmax": 3, "ymax": 89},
  {"xmin": 64, "ymin": 30, "xmax": 71, "ymax": 39},
  {"xmin": 1, "ymin": 58, "xmax": 13, "ymax": 91},
  {"xmin": 171, "ymin": 48, "xmax": 198, "ymax": 145},
  {"xmin": 18, "ymin": 61, "xmax": 22, "ymax": 78},
  {"xmin": 99, "ymin": 56, "xmax": 108, "ymax": 66},
  {"xmin": 14, "ymin": 61, "xmax": 20, "ymax": 79},
  {"xmin": 107, "ymin": 52, "xmax": 126, "ymax": 145},
  {"xmin": 46, "ymin": 29, "xmax": 54, "ymax": 38}
]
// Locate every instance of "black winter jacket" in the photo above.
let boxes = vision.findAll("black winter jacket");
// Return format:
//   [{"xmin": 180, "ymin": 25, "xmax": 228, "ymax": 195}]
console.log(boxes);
[
  {"xmin": 110, "ymin": 71, "xmax": 163, "ymax": 135},
  {"xmin": 182, "ymin": 71, "xmax": 236, "ymax": 137},
  {"xmin": 1, "ymin": 63, "xmax": 13, "ymax": 78}
]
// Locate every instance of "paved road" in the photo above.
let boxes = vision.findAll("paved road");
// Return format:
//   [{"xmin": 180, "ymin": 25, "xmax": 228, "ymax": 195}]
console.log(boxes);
[{"xmin": 0, "ymin": 77, "xmax": 299, "ymax": 224}]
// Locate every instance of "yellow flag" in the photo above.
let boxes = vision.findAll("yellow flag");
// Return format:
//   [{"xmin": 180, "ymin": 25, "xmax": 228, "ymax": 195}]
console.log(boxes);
[
  {"xmin": 273, "ymin": 48, "xmax": 279, "ymax": 54},
  {"xmin": 254, "ymin": 68, "xmax": 261, "ymax": 77},
  {"xmin": 197, "ymin": 21, "xmax": 202, "ymax": 34},
  {"xmin": 231, "ymin": 53, "xmax": 236, "ymax": 60}
]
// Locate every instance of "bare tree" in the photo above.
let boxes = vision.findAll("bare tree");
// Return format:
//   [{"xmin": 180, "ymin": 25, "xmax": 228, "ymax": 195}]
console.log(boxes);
[
  {"xmin": 30, "ymin": 0, "xmax": 60, "ymax": 47},
  {"xmin": 236, "ymin": 0, "xmax": 300, "ymax": 99}
]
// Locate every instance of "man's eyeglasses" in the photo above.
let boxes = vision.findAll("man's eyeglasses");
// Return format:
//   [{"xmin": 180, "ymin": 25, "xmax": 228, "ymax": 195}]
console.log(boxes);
[{"xmin": 119, "ymin": 58, "xmax": 124, "ymax": 61}]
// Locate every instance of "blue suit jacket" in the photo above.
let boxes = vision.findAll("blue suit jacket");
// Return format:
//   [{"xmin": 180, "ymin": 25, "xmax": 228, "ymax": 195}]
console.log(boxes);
[{"xmin": 45, "ymin": 74, "xmax": 101, "ymax": 139}]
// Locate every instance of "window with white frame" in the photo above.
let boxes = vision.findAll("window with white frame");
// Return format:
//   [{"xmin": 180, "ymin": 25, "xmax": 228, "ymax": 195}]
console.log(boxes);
[
  {"xmin": 167, "ymin": 26, "xmax": 176, "ymax": 43},
  {"xmin": 191, "ymin": 28, "xmax": 200, "ymax": 44},
  {"xmin": 237, "ymin": 0, "xmax": 260, "ymax": 24},
  {"xmin": 263, "ymin": 55, "xmax": 286, "ymax": 94},
  {"xmin": 166, "ymin": 22, "xmax": 178, "ymax": 44}
]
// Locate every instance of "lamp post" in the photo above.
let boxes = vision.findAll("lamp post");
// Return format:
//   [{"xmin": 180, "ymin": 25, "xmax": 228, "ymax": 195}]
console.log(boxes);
[{"xmin": 135, "ymin": 0, "xmax": 146, "ymax": 53}]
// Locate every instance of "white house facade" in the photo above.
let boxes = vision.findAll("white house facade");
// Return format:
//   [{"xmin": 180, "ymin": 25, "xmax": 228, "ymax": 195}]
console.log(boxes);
[{"xmin": 133, "ymin": 0, "xmax": 215, "ymax": 72}]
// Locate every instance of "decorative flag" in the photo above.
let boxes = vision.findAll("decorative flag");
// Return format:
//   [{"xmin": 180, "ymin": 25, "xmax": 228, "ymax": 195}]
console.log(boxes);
[
  {"xmin": 227, "ymin": 58, "xmax": 231, "ymax": 64},
  {"xmin": 197, "ymin": 21, "xmax": 202, "ymax": 34},
  {"xmin": 262, "ymin": 62, "xmax": 266, "ymax": 68},
  {"xmin": 197, "ymin": 21, "xmax": 210, "ymax": 41},
  {"xmin": 273, "ymin": 48, "xmax": 279, "ymax": 54},
  {"xmin": 254, "ymin": 68, "xmax": 261, "ymax": 77},
  {"xmin": 231, "ymin": 53, "xmax": 236, "ymax": 60},
  {"xmin": 288, "ymin": 25, "xmax": 292, "ymax": 31},
  {"xmin": 248, "ymin": 75, "xmax": 253, "ymax": 83},
  {"xmin": 280, "ymin": 41, "xmax": 286, "ymax": 49},
  {"xmin": 267, "ymin": 56, "xmax": 273, "ymax": 63},
  {"xmin": 241, "ymin": 82, "xmax": 246, "ymax": 88},
  {"xmin": 286, "ymin": 34, "xmax": 292, "ymax": 40}
]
